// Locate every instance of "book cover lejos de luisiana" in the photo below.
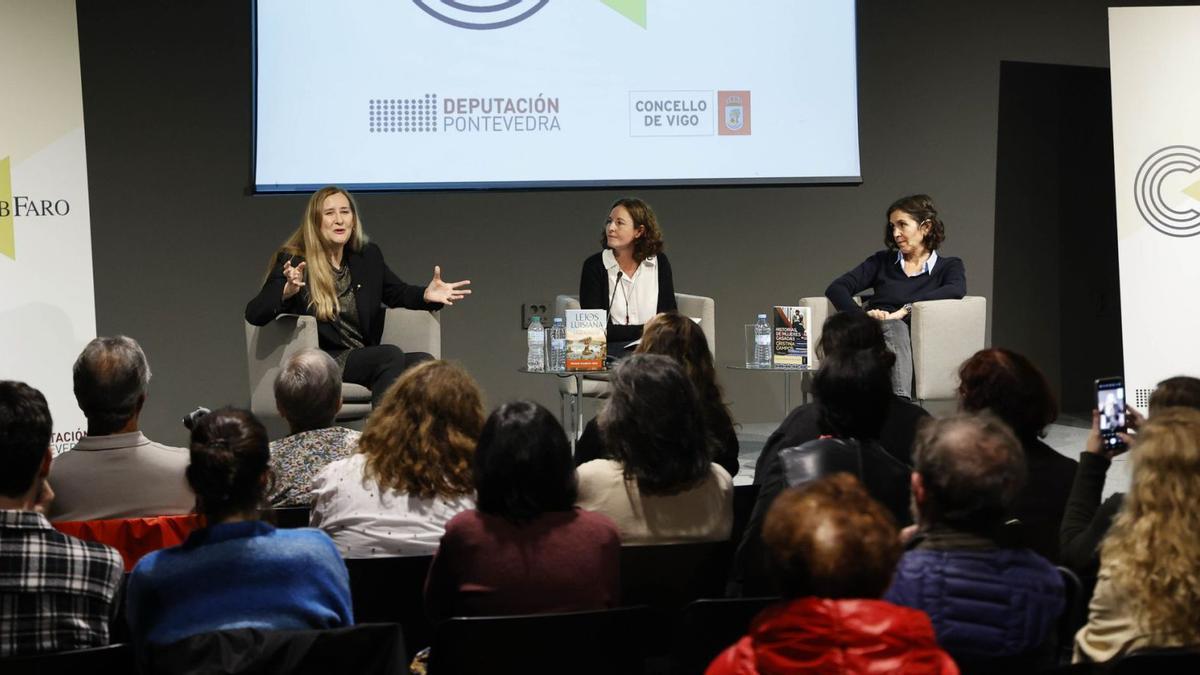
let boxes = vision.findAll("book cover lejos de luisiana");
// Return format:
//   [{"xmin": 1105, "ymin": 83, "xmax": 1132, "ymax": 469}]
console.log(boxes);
[
  {"xmin": 565, "ymin": 309, "xmax": 607, "ymax": 371},
  {"xmin": 772, "ymin": 305, "xmax": 810, "ymax": 367}
]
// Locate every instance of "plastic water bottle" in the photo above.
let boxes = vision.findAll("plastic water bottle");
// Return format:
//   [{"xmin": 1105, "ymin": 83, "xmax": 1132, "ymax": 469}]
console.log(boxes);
[
  {"xmin": 754, "ymin": 313, "xmax": 772, "ymax": 368},
  {"xmin": 526, "ymin": 316, "xmax": 545, "ymax": 372},
  {"xmin": 548, "ymin": 317, "xmax": 567, "ymax": 372}
]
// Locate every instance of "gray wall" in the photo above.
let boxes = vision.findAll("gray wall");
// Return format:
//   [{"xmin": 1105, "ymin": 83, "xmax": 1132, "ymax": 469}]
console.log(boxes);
[{"xmin": 76, "ymin": 1, "xmax": 1114, "ymax": 446}]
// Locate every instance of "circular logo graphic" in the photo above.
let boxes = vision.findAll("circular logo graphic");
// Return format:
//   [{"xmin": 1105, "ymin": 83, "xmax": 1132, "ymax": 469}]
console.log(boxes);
[
  {"xmin": 1134, "ymin": 145, "xmax": 1200, "ymax": 238},
  {"xmin": 412, "ymin": 0, "xmax": 548, "ymax": 30}
]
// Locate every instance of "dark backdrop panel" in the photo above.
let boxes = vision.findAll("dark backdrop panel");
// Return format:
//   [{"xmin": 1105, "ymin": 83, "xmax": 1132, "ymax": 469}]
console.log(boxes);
[
  {"xmin": 993, "ymin": 61, "xmax": 1121, "ymax": 418},
  {"xmin": 77, "ymin": 1, "xmax": 1113, "ymax": 445}
]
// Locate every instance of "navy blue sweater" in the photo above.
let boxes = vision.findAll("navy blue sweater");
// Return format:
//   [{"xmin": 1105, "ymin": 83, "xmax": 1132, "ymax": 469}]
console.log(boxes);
[{"xmin": 826, "ymin": 250, "xmax": 966, "ymax": 313}]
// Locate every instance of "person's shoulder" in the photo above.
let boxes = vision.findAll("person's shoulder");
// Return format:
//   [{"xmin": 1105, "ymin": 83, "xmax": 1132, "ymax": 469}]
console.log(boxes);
[
  {"xmin": 888, "ymin": 396, "xmax": 930, "ymax": 420},
  {"xmin": 577, "ymin": 458, "xmax": 622, "ymax": 477},
  {"xmin": 582, "ymin": 250, "xmax": 606, "ymax": 269},
  {"xmin": 143, "ymin": 436, "xmax": 190, "ymax": 458},
  {"xmin": 573, "ymin": 507, "xmax": 621, "ymax": 535},
  {"xmin": 709, "ymin": 462, "xmax": 734, "ymax": 488},
  {"xmin": 444, "ymin": 508, "xmax": 485, "ymax": 533}
]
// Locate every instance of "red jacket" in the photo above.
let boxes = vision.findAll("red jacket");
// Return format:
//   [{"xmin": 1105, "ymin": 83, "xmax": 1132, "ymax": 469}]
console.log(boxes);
[{"xmin": 706, "ymin": 597, "xmax": 958, "ymax": 675}]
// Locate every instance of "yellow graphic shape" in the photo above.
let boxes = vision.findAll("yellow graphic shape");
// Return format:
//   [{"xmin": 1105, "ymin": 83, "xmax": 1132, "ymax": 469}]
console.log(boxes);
[
  {"xmin": 0, "ymin": 156, "xmax": 13, "ymax": 260},
  {"xmin": 1184, "ymin": 176, "xmax": 1200, "ymax": 203}
]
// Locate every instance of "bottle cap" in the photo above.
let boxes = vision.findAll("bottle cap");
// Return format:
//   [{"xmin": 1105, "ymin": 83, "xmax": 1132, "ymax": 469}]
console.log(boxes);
[
  {"xmin": 757, "ymin": 313, "xmax": 767, "ymax": 319},
  {"xmin": 553, "ymin": 317, "xmax": 563, "ymax": 323}
]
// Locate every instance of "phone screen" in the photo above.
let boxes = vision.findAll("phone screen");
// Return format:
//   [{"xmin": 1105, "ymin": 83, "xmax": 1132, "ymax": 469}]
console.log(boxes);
[{"xmin": 1096, "ymin": 377, "xmax": 1126, "ymax": 449}]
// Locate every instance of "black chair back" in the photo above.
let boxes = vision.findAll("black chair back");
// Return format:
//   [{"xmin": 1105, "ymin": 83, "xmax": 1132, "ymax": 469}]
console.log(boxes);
[
  {"xmin": 260, "ymin": 506, "xmax": 312, "ymax": 529},
  {"xmin": 0, "ymin": 643, "xmax": 134, "ymax": 675},
  {"xmin": 429, "ymin": 605, "xmax": 655, "ymax": 675},
  {"xmin": 1110, "ymin": 648, "xmax": 1200, "ymax": 675},
  {"xmin": 619, "ymin": 540, "xmax": 733, "ymax": 609},
  {"xmin": 730, "ymin": 483, "xmax": 760, "ymax": 547},
  {"xmin": 1055, "ymin": 566, "xmax": 1085, "ymax": 664},
  {"xmin": 672, "ymin": 597, "xmax": 779, "ymax": 674},
  {"xmin": 345, "ymin": 554, "xmax": 435, "ymax": 651}
]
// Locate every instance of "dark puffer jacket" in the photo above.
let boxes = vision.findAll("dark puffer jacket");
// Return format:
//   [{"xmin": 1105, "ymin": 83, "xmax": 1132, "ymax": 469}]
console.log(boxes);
[{"xmin": 884, "ymin": 535, "xmax": 1064, "ymax": 662}]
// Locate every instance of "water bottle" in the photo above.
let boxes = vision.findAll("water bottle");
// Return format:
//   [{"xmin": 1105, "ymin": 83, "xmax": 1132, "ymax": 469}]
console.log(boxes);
[
  {"xmin": 548, "ymin": 317, "xmax": 567, "ymax": 372},
  {"xmin": 526, "ymin": 316, "xmax": 545, "ymax": 372},
  {"xmin": 754, "ymin": 313, "xmax": 772, "ymax": 368}
]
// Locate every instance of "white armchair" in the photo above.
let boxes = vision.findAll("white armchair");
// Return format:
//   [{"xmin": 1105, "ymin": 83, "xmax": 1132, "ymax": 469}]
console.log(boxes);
[
  {"xmin": 244, "ymin": 308, "xmax": 441, "ymax": 437},
  {"xmin": 797, "ymin": 296, "xmax": 986, "ymax": 402}
]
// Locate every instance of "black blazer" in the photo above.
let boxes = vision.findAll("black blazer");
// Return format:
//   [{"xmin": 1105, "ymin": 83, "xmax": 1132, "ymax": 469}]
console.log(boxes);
[
  {"xmin": 578, "ymin": 250, "xmax": 677, "ymax": 346},
  {"xmin": 245, "ymin": 242, "xmax": 441, "ymax": 352}
]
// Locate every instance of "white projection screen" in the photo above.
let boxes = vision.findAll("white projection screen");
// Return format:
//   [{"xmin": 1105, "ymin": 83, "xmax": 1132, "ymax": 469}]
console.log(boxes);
[{"xmin": 253, "ymin": 0, "xmax": 860, "ymax": 192}]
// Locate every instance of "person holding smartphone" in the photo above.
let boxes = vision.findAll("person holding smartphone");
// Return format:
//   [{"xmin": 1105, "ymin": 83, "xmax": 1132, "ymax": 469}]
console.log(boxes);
[{"xmin": 1059, "ymin": 376, "xmax": 1200, "ymax": 584}]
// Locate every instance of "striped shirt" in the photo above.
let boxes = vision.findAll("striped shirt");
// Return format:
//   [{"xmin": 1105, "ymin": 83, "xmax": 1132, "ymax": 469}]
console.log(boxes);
[{"xmin": 0, "ymin": 510, "xmax": 123, "ymax": 657}]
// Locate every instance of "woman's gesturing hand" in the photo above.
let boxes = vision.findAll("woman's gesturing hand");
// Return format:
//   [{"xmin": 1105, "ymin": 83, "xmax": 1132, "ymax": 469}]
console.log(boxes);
[
  {"xmin": 281, "ymin": 259, "xmax": 307, "ymax": 301},
  {"xmin": 423, "ymin": 266, "xmax": 472, "ymax": 305}
]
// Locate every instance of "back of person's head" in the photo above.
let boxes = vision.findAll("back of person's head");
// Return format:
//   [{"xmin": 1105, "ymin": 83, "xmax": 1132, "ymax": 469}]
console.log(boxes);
[
  {"xmin": 637, "ymin": 311, "xmax": 733, "ymax": 433},
  {"xmin": 763, "ymin": 473, "xmax": 901, "ymax": 599},
  {"xmin": 1102, "ymin": 407, "xmax": 1200, "ymax": 638},
  {"xmin": 816, "ymin": 312, "xmax": 896, "ymax": 368},
  {"xmin": 0, "ymin": 381, "xmax": 52, "ymax": 498},
  {"xmin": 598, "ymin": 353, "xmax": 712, "ymax": 496},
  {"xmin": 1149, "ymin": 375, "xmax": 1200, "ymax": 415},
  {"xmin": 813, "ymin": 349, "xmax": 892, "ymax": 440},
  {"xmin": 957, "ymin": 348, "xmax": 1057, "ymax": 440},
  {"xmin": 72, "ymin": 335, "xmax": 151, "ymax": 434},
  {"xmin": 274, "ymin": 349, "xmax": 342, "ymax": 434},
  {"xmin": 474, "ymin": 401, "xmax": 576, "ymax": 523},
  {"xmin": 911, "ymin": 412, "xmax": 1026, "ymax": 533},
  {"xmin": 358, "ymin": 360, "xmax": 484, "ymax": 500},
  {"xmin": 186, "ymin": 407, "xmax": 270, "ymax": 521}
]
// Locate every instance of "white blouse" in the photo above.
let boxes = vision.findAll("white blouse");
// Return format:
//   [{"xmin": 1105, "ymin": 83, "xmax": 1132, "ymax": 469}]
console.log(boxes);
[
  {"xmin": 309, "ymin": 453, "xmax": 475, "ymax": 558},
  {"xmin": 602, "ymin": 248, "xmax": 660, "ymax": 326}
]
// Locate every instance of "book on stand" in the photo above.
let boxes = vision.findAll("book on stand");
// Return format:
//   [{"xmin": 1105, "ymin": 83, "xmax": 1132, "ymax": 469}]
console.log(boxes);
[
  {"xmin": 565, "ymin": 309, "xmax": 607, "ymax": 371},
  {"xmin": 772, "ymin": 305, "xmax": 811, "ymax": 367}
]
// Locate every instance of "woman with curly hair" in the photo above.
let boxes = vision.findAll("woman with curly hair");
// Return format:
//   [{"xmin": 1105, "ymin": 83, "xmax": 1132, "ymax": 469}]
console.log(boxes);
[
  {"xmin": 1073, "ymin": 407, "xmax": 1200, "ymax": 662},
  {"xmin": 310, "ymin": 360, "xmax": 484, "ymax": 557}
]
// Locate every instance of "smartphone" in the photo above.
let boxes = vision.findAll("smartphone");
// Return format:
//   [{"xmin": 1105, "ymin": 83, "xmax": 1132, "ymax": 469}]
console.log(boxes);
[{"xmin": 1095, "ymin": 377, "xmax": 1127, "ymax": 451}]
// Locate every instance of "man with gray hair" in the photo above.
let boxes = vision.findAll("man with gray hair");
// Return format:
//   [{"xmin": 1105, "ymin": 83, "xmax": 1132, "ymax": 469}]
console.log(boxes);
[
  {"xmin": 268, "ymin": 349, "xmax": 359, "ymax": 507},
  {"xmin": 48, "ymin": 336, "xmax": 192, "ymax": 521},
  {"xmin": 884, "ymin": 412, "xmax": 1064, "ymax": 668}
]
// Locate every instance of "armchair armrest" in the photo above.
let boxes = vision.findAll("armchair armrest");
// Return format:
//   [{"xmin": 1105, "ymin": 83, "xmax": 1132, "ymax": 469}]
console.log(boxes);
[
  {"xmin": 245, "ymin": 314, "xmax": 319, "ymax": 416},
  {"xmin": 911, "ymin": 296, "xmax": 987, "ymax": 400},
  {"xmin": 381, "ymin": 308, "xmax": 442, "ymax": 359}
]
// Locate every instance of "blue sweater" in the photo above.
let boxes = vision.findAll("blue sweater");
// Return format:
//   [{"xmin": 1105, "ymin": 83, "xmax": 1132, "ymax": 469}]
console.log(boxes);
[
  {"xmin": 126, "ymin": 521, "xmax": 353, "ymax": 646},
  {"xmin": 826, "ymin": 250, "xmax": 966, "ymax": 313}
]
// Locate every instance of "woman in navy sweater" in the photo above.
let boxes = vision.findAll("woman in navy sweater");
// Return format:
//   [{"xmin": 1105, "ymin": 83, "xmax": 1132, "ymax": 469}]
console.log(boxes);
[{"xmin": 825, "ymin": 194, "xmax": 966, "ymax": 399}]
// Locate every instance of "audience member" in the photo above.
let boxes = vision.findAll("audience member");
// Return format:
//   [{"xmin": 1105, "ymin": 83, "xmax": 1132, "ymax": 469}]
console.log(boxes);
[
  {"xmin": 1073, "ymin": 407, "xmax": 1200, "ymax": 662},
  {"xmin": 753, "ymin": 311, "xmax": 928, "ymax": 483},
  {"xmin": 708, "ymin": 474, "xmax": 957, "ymax": 675},
  {"xmin": 1060, "ymin": 375, "xmax": 1200, "ymax": 582},
  {"xmin": 0, "ymin": 381, "xmax": 123, "ymax": 657},
  {"xmin": 310, "ymin": 360, "xmax": 483, "ymax": 556},
  {"xmin": 268, "ymin": 349, "xmax": 359, "ymax": 507},
  {"xmin": 575, "ymin": 311, "xmax": 740, "ymax": 476},
  {"xmin": 885, "ymin": 413, "xmax": 1063, "ymax": 666},
  {"xmin": 576, "ymin": 354, "xmax": 733, "ymax": 543},
  {"xmin": 957, "ymin": 348, "xmax": 1075, "ymax": 561},
  {"xmin": 733, "ymin": 348, "xmax": 911, "ymax": 596},
  {"xmin": 424, "ymin": 401, "xmax": 620, "ymax": 624},
  {"xmin": 49, "ymin": 336, "xmax": 192, "ymax": 521},
  {"xmin": 126, "ymin": 407, "xmax": 351, "ymax": 646}
]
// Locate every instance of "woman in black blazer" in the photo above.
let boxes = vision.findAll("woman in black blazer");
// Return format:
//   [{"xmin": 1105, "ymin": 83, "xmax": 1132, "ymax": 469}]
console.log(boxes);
[
  {"xmin": 579, "ymin": 197, "xmax": 676, "ymax": 357},
  {"xmin": 245, "ymin": 186, "xmax": 471, "ymax": 403}
]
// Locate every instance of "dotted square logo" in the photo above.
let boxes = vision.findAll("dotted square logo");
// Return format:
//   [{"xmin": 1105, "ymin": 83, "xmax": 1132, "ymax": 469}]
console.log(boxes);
[{"xmin": 369, "ymin": 95, "xmax": 438, "ymax": 134}]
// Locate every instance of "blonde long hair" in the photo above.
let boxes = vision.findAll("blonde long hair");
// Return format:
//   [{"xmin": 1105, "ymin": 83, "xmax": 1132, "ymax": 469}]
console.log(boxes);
[
  {"xmin": 264, "ymin": 186, "xmax": 368, "ymax": 321},
  {"xmin": 1101, "ymin": 407, "xmax": 1200, "ymax": 639}
]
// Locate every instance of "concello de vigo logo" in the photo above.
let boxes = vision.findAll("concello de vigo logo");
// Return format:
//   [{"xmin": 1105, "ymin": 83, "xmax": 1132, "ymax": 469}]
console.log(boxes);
[{"xmin": 1134, "ymin": 145, "xmax": 1200, "ymax": 238}]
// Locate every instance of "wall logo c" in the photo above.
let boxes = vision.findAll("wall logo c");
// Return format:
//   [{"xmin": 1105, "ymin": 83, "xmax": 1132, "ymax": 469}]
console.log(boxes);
[
  {"xmin": 412, "ymin": 0, "xmax": 548, "ymax": 30},
  {"xmin": 1134, "ymin": 145, "xmax": 1200, "ymax": 238}
]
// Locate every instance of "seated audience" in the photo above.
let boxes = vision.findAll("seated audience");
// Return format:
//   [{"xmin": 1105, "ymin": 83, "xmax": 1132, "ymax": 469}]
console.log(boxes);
[
  {"xmin": 424, "ymin": 401, "xmax": 620, "ymax": 624},
  {"xmin": 125, "ymin": 407, "xmax": 352, "ymax": 647},
  {"xmin": 1060, "ymin": 375, "xmax": 1200, "ymax": 582},
  {"xmin": 268, "ymin": 349, "xmax": 359, "ymax": 507},
  {"xmin": 575, "ymin": 311, "xmax": 740, "ymax": 476},
  {"xmin": 310, "ymin": 360, "xmax": 483, "ymax": 557},
  {"xmin": 753, "ymin": 311, "xmax": 928, "ymax": 482},
  {"xmin": 0, "ymin": 381, "xmax": 123, "ymax": 657},
  {"xmin": 576, "ymin": 354, "xmax": 733, "ymax": 543},
  {"xmin": 734, "ymin": 348, "xmax": 911, "ymax": 596},
  {"xmin": 957, "ymin": 348, "xmax": 1075, "ymax": 561},
  {"xmin": 708, "ymin": 474, "xmax": 956, "ymax": 675},
  {"xmin": 1073, "ymin": 407, "xmax": 1200, "ymax": 662},
  {"xmin": 885, "ymin": 413, "xmax": 1064, "ymax": 665},
  {"xmin": 49, "ymin": 336, "xmax": 192, "ymax": 521}
]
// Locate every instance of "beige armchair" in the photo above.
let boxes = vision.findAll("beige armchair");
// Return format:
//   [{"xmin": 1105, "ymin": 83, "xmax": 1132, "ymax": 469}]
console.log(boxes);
[
  {"xmin": 244, "ymin": 308, "xmax": 441, "ymax": 437},
  {"xmin": 797, "ymin": 296, "xmax": 986, "ymax": 403}
]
